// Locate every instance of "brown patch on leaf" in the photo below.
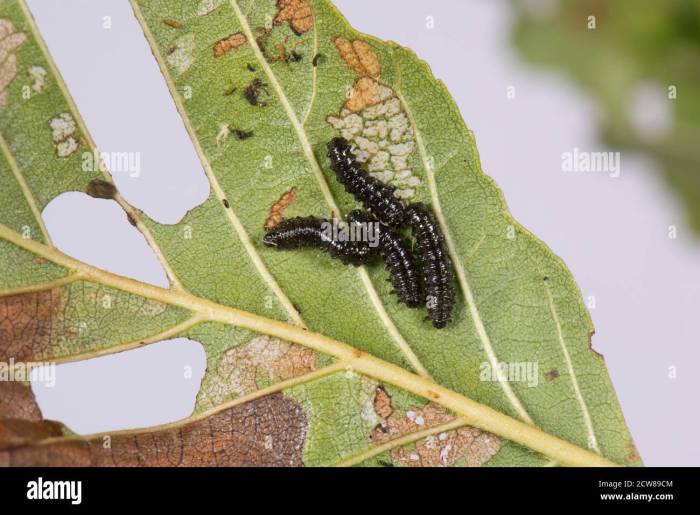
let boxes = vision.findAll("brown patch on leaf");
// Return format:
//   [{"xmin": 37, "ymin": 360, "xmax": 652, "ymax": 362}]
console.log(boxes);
[
  {"xmin": 346, "ymin": 76, "xmax": 385, "ymax": 113},
  {"xmin": 0, "ymin": 419, "xmax": 64, "ymax": 449},
  {"xmin": 273, "ymin": 0, "xmax": 314, "ymax": 35},
  {"xmin": 198, "ymin": 336, "xmax": 317, "ymax": 408},
  {"xmin": 163, "ymin": 18, "xmax": 182, "ymax": 29},
  {"xmin": 373, "ymin": 386, "xmax": 393, "ymax": 419},
  {"xmin": 393, "ymin": 425, "xmax": 502, "ymax": 467},
  {"xmin": 0, "ymin": 382, "xmax": 43, "ymax": 422},
  {"xmin": 333, "ymin": 37, "xmax": 380, "ymax": 78},
  {"xmin": 264, "ymin": 186, "xmax": 298, "ymax": 230},
  {"xmin": 268, "ymin": 41, "xmax": 305, "ymax": 65},
  {"xmin": 0, "ymin": 19, "xmax": 27, "ymax": 108},
  {"xmin": 371, "ymin": 396, "xmax": 501, "ymax": 467},
  {"xmin": 332, "ymin": 37, "xmax": 386, "ymax": 113},
  {"xmin": 627, "ymin": 442, "xmax": 641, "ymax": 464},
  {"xmin": 0, "ymin": 393, "xmax": 307, "ymax": 466},
  {"xmin": 0, "ymin": 289, "xmax": 66, "ymax": 362},
  {"xmin": 86, "ymin": 179, "xmax": 117, "ymax": 200},
  {"xmin": 213, "ymin": 32, "xmax": 247, "ymax": 57},
  {"xmin": 0, "ymin": 382, "xmax": 70, "ymax": 457}
]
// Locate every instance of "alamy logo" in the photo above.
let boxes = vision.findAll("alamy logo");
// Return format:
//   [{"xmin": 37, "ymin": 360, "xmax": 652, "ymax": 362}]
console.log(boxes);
[
  {"xmin": 26, "ymin": 477, "xmax": 82, "ymax": 505},
  {"xmin": 480, "ymin": 361, "xmax": 539, "ymax": 388},
  {"xmin": 320, "ymin": 220, "xmax": 380, "ymax": 248},
  {"xmin": 82, "ymin": 149, "xmax": 141, "ymax": 177},
  {"xmin": 561, "ymin": 147, "xmax": 621, "ymax": 178},
  {"xmin": 0, "ymin": 358, "xmax": 55, "ymax": 387}
]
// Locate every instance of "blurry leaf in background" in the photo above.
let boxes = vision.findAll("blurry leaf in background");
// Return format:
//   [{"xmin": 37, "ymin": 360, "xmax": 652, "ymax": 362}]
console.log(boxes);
[{"xmin": 511, "ymin": 0, "xmax": 700, "ymax": 234}]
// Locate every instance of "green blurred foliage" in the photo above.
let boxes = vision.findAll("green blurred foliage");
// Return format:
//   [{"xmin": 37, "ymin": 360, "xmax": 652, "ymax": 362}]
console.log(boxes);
[{"xmin": 511, "ymin": 0, "xmax": 700, "ymax": 234}]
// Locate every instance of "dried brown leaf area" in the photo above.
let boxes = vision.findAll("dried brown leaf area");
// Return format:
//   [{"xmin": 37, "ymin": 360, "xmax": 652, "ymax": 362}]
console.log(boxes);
[
  {"xmin": 371, "ymin": 388, "xmax": 502, "ymax": 467},
  {"xmin": 0, "ymin": 382, "xmax": 67, "ymax": 454},
  {"xmin": 0, "ymin": 393, "xmax": 308, "ymax": 466},
  {"xmin": 334, "ymin": 37, "xmax": 380, "ymax": 79},
  {"xmin": 0, "ymin": 289, "xmax": 66, "ymax": 362},
  {"xmin": 197, "ymin": 336, "xmax": 318, "ymax": 411},
  {"xmin": 0, "ymin": 418, "xmax": 63, "ymax": 450},
  {"xmin": 0, "ymin": 18, "xmax": 27, "ymax": 108},
  {"xmin": 273, "ymin": 0, "xmax": 314, "ymax": 35},
  {"xmin": 264, "ymin": 186, "xmax": 298, "ymax": 230},
  {"xmin": 213, "ymin": 32, "xmax": 247, "ymax": 57},
  {"xmin": 327, "ymin": 38, "xmax": 421, "ymax": 200},
  {"xmin": 0, "ymin": 382, "xmax": 42, "ymax": 422}
]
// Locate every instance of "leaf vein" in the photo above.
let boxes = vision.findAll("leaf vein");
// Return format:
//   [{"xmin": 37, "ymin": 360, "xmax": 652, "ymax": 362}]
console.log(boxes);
[
  {"xmin": 395, "ymin": 87, "xmax": 534, "ymax": 424},
  {"xmin": 227, "ymin": 0, "xmax": 429, "ymax": 377}
]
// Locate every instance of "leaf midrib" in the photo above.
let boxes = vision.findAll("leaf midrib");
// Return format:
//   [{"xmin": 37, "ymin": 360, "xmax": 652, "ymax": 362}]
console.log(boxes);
[
  {"xmin": 5, "ymin": 0, "xmax": 610, "ymax": 466},
  {"xmin": 0, "ymin": 224, "xmax": 616, "ymax": 466},
  {"xmin": 0, "ymin": 221, "xmax": 617, "ymax": 466}
]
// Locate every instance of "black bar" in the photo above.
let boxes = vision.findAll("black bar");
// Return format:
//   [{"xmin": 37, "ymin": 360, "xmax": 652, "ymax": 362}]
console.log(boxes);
[{"xmin": 0, "ymin": 467, "xmax": 693, "ymax": 509}]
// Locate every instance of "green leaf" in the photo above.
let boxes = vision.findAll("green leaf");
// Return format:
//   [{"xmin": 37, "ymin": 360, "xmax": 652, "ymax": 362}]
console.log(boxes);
[{"xmin": 0, "ymin": 0, "xmax": 639, "ymax": 467}]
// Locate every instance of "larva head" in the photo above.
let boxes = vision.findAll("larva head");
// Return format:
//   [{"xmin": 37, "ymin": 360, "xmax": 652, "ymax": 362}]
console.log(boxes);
[
  {"xmin": 262, "ymin": 230, "xmax": 281, "ymax": 247},
  {"xmin": 432, "ymin": 318, "xmax": 448, "ymax": 329},
  {"xmin": 262, "ymin": 217, "xmax": 318, "ymax": 248},
  {"xmin": 327, "ymin": 137, "xmax": 353, "ymax": 157},
  {"xmin": 327, "ymin": 137, "xmax": 356, "ymax": 172}
]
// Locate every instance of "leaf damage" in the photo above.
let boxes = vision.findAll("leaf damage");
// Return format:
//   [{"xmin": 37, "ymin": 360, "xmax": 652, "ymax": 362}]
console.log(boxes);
[
  {"xmin": 213, "ymin": 32, "xmax": 247, "ymax": 57},
  {"xmin": 197, "ymin": 335, "xmax": 318, "ymax": 410},
  {"xmin": 334, "ymin": 37, "xmax": 380, "ymax": 79},
  {"xmin": 327, "ymin": 39, "xmax": 421, "ymax": 199},
  {"xmin": 0, "ymin": 393, "xmax": 308, "ymax": 467},
  {"xmin": 273, "ymin": 0, "xmax": 314, "ymax": 36},
  {"xmin": 264, "ymin": 186, "xmax": 298, "ymax": 230},
  {"xmin": 166, "ymin": 33, "xmax": 196, "ymax": 75},
  {"xmin": 0, "ymin": 18, "xmax": 27, "ymax": 108},
  {"xmin": 0, "ymin": 288, "xmax": 67, "ymax": 362},
  {"xmin": 49, "ymin": 112, "xmax": 80, "ymax": 158},
  {"xmin": 370, "ymin": 390, "xmax": 502, "ymax": 467},
  {"xmin": 243, "ymin": 77, "xmax": 270, "ymax": 106},
  {"xmin": 86, "ymin": 179, "xmax": 117, "ymax": 200}
]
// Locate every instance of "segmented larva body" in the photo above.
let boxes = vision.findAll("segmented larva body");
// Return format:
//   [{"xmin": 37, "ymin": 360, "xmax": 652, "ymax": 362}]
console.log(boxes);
[
  {"xmin": 405, "ymin": 203, "xmax": 455, "ymax": 328},
  {"xmin": 327, "ymin": 137, "xmax": 406, "ymax": 227},
  {"xmin": 347, "ymin": 210, "xmax": 421, "ymax": 308},
  {"xmin": 263, "ymin": 216, "xmax": 374, "ymax": 266}
]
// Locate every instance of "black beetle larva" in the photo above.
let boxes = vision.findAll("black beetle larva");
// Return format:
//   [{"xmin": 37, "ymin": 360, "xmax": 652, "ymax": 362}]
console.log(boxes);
[
  {"xmin": 405, "ymin": 203, "xmax": 455, "ymax": 328},
  {"xmin": 347, "ymin": 210, "xmax": 421, "ymax": 308},
  {"xmin": 263, "ymin": 216, "xmax": 374, "ymax": 266},
  {"xmin": 327, "ymin": 137, "xmax": 406, "ymax": 227}
]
